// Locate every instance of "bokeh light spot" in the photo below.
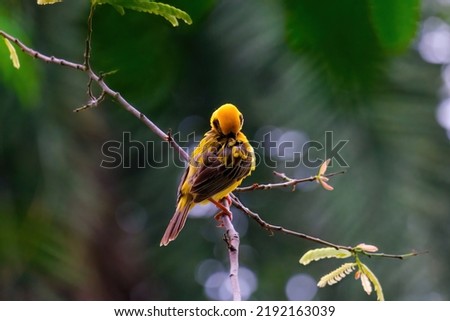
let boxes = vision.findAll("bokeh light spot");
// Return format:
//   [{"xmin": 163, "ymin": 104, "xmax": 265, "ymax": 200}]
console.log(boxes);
[
  {"xmin": 436, "ymin": 98, "xmax": 450, "ymax": 130},
  {"xmin": 285, "ymin": 273, "xmax": 318, "ymax": 301},
  {"xmin": 418, "ymin": 17, "xmax": 450, "ymax": 64},
  {"xmin": 201, "ymin": 264, "xmax": 258, "ymax": 300}
]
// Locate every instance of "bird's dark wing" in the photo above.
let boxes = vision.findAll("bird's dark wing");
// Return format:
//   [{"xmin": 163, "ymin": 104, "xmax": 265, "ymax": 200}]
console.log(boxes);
[{"xmin": 189, "ymin": 138, "xmax": 254, "ymax": 203}]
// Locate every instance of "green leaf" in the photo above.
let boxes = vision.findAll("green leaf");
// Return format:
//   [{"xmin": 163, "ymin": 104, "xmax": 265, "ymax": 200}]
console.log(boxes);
[
  {"xmin": 300, "ymin": 247, "xmax": 352, "ymax": 265},
  {"xmin": 284, "ymin": 0, "xmax": 384, "ymax": 97},
  {"xmin": 111, "ymin": 4, "xmax": 125, "ymax": 15},
  {"xmin": 37, "ymin": 0, "xmax": 62, "ymax": 4},
  {"xmin": 3, "ymin": 38, "xmax": 20, "ymax": 69},
  {"xmin": 368, "ymin": 0, "xmax": 420, "ymax": 52},
  {"xmin": 360, "ymin": 263, "xmax": 385, "ymax": 301},
  {"xmin": 93, "ymin": 0, "xmax": 192, "ymax": 26},
  {"xmin": 317, "ymin": 263, "xmax": 357, "ymax": 287},
  {"xmin": 0, "ymin": 8, "xmax": 40, "ymax": 107}
]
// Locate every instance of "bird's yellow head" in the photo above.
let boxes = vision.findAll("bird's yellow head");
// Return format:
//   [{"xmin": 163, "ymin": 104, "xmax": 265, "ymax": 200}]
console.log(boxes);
[{"xmin": 210, "ymin": 103, "xmax": 244, "ymax": 136}]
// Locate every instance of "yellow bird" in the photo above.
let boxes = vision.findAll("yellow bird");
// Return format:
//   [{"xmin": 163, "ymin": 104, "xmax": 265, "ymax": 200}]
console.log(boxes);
[{"xmin": 160, "ymin": 103, "xmax": 255, "ymax": 246}]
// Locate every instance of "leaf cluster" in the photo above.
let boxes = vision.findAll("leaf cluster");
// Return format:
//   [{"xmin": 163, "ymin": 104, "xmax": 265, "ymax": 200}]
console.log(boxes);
[
  {"xmin": 300, "ymin": 246, "xmax": 384, "ymax": 301},
  {"xmin": 37, "ymin": 0, "xmax": 192, "ymax": 26},
  {"xmin": 92, "ymin": 0, "xmax": 192, "ymax": 27}
]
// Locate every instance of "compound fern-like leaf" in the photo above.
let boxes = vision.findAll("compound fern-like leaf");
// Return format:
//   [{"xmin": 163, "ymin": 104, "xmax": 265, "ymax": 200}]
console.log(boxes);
[
  {"xmin": 360, "ymin": 263, "xmax": 385, "ymax": 301},
  {"xmin": 37, "ymin": 0, "xmax": 62, "ymax": 4},
  {"xmin": 93, "ymin": 0, "xmax": 192, "ymax": 26},
  {"xmin": 300, "ymin": 247, "xmax": 352, "ymax": 265},
  {"xmin": 317, "ymin": 263, "xmax": 357, "ymax": 287}
]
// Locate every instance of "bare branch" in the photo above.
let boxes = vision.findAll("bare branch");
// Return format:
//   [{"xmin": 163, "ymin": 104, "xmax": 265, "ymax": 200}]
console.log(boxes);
[
  {"xmin": 217, "ymin": 200, "xmax": 241, "ymax": 301},
  {"xmin": 230, "ymin": 194, "xmax": 424, "ymax": 260},
  {"xmin": 167, "ymin": 129, "xmax": 190, "ymax": 163},
  {"xmin": 229, "ymin": 193, "xmax": 352, "ymax": 250},
  {"xmin": 94, "ymin": 69, "xmax": 189, "ymax": 161},
  {"xmin": 0, "ymin": 29, "xmax": 188, "ymax": 162},
  {"xmin": 235, "ymin": 170, "xmax": 346, "ymax": 192},
  {"xmin": 0, "ymin": 30, "xmax": 85, "ymax": 71}
]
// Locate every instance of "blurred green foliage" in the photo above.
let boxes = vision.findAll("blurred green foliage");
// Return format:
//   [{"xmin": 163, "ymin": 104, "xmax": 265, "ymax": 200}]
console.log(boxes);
[
  {"xmin": 0, "ymin": 7, "xmax": 40, "ymax": 106},
  {"xmin": 1, "ymin": 0, "xmax": 449, "ymax": 300},
  {"xmin": 369, "ymin": 0, "xmax": 420, "ymax": 52}
]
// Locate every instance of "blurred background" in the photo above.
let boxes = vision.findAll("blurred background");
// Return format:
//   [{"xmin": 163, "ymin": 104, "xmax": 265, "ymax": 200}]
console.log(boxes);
[{"xmin": 1, "ymin": 0, "xmax": 450, "ymax": 300}]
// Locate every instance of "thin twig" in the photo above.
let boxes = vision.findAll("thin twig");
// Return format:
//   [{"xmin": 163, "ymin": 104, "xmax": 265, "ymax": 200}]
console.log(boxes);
[
  {"xmin": 229, "ymin": 194, "xmax": 421, "ymax": 259},
  {"xmin": 86, "ymin": 77, "xmax": 95, "ymax": 100},
  {"xmin": 229, "ymin": 194, "xmax": 352, "ymax": 250},
  {"xmin": 235, "ymin": 170, "xmax": 346, "ymax": 192},
  {"xmin": 84, "ymin": 4, "xmax": 95, "ymax": 69},
  {"xmin": 365, "ymin": 250, "xmax": 425, "ymax": 259},
  {"xmin": 73, "ymin": 92, "xmax": 106, "ymax": 112},
  {"xmin": 0, "ymin": 30, "xmax": 85, "ymax": 71}
]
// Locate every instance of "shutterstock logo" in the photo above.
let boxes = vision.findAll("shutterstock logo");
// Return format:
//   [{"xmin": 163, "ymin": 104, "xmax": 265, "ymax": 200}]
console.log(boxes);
[{"xmin": 100, "ymin": 131, "xmax": 349, "ymax": 169}]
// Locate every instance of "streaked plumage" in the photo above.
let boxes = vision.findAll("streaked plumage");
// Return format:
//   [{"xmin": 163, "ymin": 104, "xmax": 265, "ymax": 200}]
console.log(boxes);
[{"xmin": 160, "ymin": 103, "xmax": 255, "ymax": 246}]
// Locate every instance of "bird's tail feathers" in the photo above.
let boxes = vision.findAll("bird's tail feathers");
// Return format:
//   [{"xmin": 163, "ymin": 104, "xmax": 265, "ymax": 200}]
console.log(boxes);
[{"xmin": 160, "ymin": 198, "xmax": 193, "ymax": 246}]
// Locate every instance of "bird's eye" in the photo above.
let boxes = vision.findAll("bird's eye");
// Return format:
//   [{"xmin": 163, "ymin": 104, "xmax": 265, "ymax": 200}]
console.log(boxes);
[{"xmin": 239, "ymin": 113, "xmax": 244, "ymax": 127}]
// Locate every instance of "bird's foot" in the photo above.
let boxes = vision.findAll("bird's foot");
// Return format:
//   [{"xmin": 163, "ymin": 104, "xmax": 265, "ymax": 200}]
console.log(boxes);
[{"xmin": 209, "ymin": 197, "xmax": 233, "ymax": 226}]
